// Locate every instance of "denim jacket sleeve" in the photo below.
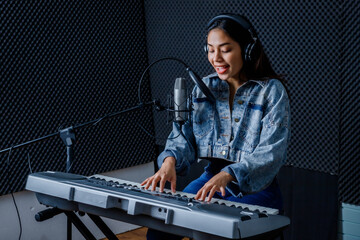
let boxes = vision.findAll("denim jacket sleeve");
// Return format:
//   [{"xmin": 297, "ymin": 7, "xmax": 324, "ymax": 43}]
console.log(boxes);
[
  {"xmin": 157, "ymin": 120, "xmax": 197, "ymax": 176},
  {"xmin": 222, "ymin": 80, "xmax": 291, "ymax": 196}
]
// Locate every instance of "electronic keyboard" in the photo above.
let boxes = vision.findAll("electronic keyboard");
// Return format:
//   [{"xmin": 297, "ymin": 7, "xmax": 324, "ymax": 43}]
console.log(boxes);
[{"xmin": 26, "ymin": 171, "xmax": 290, "ymax": 239}]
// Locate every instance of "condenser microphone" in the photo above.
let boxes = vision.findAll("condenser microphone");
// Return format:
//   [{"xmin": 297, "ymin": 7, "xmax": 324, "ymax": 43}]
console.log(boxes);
[{"xmin": 174, "ymin": 77, "xmax": 187, "ymax": 125}]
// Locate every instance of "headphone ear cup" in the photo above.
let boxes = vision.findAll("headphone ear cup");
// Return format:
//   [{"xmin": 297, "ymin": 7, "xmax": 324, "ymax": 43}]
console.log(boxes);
[
  {"xmin": 244, "ymin": 41, "xmax": 260, "ymax": 62},
  {"xmin": 204, "ymin": 35, "xmax": 209, "ymax": 54},
  {"xmin": 244, "ymin": 43, "xmax": 252, "ymax": 62},
  {"xmin": 204, "ymin": 44, "xmax": 208, "ymax": 53}
]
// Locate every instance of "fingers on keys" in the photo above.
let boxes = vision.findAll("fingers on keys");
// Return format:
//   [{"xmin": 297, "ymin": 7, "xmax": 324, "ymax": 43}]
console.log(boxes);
[
  {"xmin": 151, "ymin": 175, "xmax": 160, "ymax": 192},
  {"xmin": 140, "ymin": 176, "xmax": 165, "ymax": 192},
  {"xmin": 171, "ymin": 181, "xmax": 176, "ymax": 193},
  {"xmin": 141, "ymin": 175, "xmax": 176, "ymax": 193},
  {"xmin": 159, "ymin": 178, "xmax": 166, "ymax": 193},
  {"xmin": 195, "ymin": 186, "xmax": 209, "ymax": 202},
  {"xmin": 195, "ymin": 185, "xmax": 225, "ymax": 202},
  {"xmin": 140, "ymin": 176, "xmax": 156, "ymax": 191}
]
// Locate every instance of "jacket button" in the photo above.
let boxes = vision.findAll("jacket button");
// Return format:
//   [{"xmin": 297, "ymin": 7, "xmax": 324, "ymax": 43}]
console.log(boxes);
[
  {"xmin": 237, "ymin": 100, "xmax": 244, "ymax": 104},
  {"xmin": 234, "ymin": 118, "xmax": 240, "ymax": 122},
  {"xmin": 221, "ymin": 150, "xmax": 226, "ymax": 155}
]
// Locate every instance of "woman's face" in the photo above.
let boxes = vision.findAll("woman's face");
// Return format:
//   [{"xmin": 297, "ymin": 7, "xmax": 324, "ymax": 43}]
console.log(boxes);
[{"xmin": 207, "ymin": 28, "xmax": 244, "ymax": 83}]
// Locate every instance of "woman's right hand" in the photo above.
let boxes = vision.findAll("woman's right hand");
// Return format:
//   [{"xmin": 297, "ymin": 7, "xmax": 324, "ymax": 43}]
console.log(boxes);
[{"xmin": 140, "ymin": 157, "xmax": 177, "ymax": 193}]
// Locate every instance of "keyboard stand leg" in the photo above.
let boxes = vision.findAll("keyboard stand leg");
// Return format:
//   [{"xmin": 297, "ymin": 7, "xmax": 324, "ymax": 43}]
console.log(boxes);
[
  {"xmin": 88, "ymin": 214, "xmax": 118, "ymax": 240},
  {"xmin": 67, "ymin": 218, "xmax": 72, "ymax": 240},
  {"xmin": 63, "ymin": 211, "xmax": 97, "ymax": 240}
]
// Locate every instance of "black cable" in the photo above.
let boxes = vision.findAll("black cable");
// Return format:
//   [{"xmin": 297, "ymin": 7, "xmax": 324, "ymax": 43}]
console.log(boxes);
[
  {"xmin": 11, "ymin": 193, "xmax": 22, "ymax": 240},
  {"xmin": 138, "ymin": 57, "xmax": 189, "ymax": 104},
  {"xmin": 66, "ymin": 148, "xmax": 75, "ymax": 173},
  {"xmin": 7, "ymin": 146, "xmax": 22, "ymax": 240},
  {"xmin": 27, "ymin": 152, "xmax": 33, "ymax": 174},
  {"xmin": 137, "ymin": 57, "xmax": 192, "ymax": 141},
  {"xmin": 6, "ymin": 145, "xmax": 13, "ymax": 165}
]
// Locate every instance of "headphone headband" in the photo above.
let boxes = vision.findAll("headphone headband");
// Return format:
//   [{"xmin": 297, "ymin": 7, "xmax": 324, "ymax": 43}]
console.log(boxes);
[{"xmin": 207, "ymin": 14, "xmax": 252, "ymax": 31}]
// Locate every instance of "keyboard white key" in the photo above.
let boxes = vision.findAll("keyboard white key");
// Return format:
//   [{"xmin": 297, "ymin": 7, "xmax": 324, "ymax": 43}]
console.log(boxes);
[{"xmin": 91, "ymin": 174, "xmax": 279, "ymax": 214}]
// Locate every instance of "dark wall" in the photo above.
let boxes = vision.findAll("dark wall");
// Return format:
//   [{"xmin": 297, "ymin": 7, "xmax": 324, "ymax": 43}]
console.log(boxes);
[
  {"xmin": 1, "ymin": 0, "xmax": 359, "ymax": 239},
  {"xmin": 0, "ymin": 1, "xmax": 157, "ymax": 195},
  {"xmin": 339, "ymin": 1, "xmax": 360, "ymax": 205}
]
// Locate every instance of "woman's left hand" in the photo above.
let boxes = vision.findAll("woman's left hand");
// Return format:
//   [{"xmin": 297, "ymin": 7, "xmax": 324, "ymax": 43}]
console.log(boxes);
[{"xmin": 194, "ymin": 171, "xmax": 235, "ymax": 202}]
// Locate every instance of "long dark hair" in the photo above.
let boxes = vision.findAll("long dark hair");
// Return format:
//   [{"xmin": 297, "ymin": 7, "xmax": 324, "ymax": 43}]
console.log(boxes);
[{"xmin": 207, "ymin": 14, "xmax": 288, "ymax": 90}]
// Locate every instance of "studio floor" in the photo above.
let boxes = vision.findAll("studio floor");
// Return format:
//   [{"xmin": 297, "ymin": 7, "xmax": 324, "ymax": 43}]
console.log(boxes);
[{"xmin": 102, "ymin": 227, "xmax": 191, "ymax": 240}]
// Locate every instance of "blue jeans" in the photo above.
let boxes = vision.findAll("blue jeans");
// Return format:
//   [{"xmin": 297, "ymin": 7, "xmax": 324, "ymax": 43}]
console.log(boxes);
[{"xmin": 147, "ymin": 171, "xmax": 283, "ymax": 240}]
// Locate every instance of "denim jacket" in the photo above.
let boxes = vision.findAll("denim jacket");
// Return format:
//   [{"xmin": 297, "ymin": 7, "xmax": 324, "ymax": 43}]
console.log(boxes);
[{"xmin": 158, "ymin": 73, "xmax": 291, "ymax": 197}]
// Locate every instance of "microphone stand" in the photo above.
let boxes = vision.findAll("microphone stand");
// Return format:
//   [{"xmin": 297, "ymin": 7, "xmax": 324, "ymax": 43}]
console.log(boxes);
[
  {"xmin": 0, "ymin": 99, "xmax": 162, "ymax": 240},
  {"xmin": 0, "ymin": 100, "xmax": 160, "ymax": 155}
]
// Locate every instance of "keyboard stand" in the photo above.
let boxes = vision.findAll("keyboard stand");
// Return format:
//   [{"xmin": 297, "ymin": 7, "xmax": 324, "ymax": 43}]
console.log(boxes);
[
  {"xmin": 35, "ymin": 206, "xmax": 118, "ymax": 240},
  {"xmin": 63, "ymin": 211, "xmax": 97, "ymax": 240},
  {"xmin": 88, "ymin": 214, "xmax": 119, "ymax": 240}
]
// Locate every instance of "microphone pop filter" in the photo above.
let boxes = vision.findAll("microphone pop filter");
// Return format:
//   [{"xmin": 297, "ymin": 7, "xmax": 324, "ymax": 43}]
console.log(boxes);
[{"xmin": 186, "ymin": 67, "xmax": 216, "ymax": 104}]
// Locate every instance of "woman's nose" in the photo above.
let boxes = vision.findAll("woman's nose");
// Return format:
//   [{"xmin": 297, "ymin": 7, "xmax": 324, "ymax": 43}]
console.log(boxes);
[{"xmin": 213, "ymin": 50, "xmax": 223, "ymax": 62}]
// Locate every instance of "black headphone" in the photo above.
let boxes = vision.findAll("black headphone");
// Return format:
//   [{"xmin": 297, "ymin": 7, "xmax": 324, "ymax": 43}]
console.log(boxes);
[{"xmin": 204, "ymin": 14, "xmax": 260, "ymax": 63}]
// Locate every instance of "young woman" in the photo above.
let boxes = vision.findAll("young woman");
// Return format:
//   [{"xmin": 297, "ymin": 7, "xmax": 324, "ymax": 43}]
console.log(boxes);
[{"xmin": 142, "ymin": 13, "xmax": 290, "ymax": 239}]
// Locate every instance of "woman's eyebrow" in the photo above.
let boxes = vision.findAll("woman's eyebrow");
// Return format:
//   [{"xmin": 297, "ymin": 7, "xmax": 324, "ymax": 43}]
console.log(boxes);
[{"xmin": 207, "ymin": 42, "xmax": 231, "ymax": 47}]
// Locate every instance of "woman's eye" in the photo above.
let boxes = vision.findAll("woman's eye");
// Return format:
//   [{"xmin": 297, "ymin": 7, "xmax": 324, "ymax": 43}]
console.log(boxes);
[{"xmin": 222, "ymin": 49, "xmax": 231, "ymax": 53}]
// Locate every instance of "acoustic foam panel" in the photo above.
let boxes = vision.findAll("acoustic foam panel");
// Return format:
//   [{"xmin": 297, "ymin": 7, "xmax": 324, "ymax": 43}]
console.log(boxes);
[
  {"xmin": 1, "ymin": 1, "xmax": 156, "ymax": 195},
  {"xmin": 338, "ymin": 0, "xmax": 360, "ymax": 205}
]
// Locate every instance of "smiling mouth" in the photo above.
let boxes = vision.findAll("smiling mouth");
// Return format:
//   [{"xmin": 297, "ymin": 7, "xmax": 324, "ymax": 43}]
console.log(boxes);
[{"xmin": 215, "ymin": 66, "xmax": 229, "ymax": 74}]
